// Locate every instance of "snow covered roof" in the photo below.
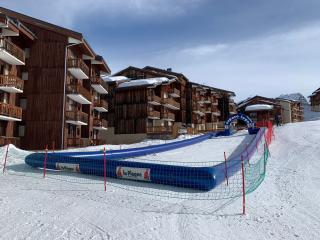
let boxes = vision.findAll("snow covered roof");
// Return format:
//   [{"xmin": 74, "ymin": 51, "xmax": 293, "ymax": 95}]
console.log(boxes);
[
  {"xmin": 117, "ymin": 77, "xmax": 175, "ymax": 89},
  {"xmin": 103, "ymin": 76, "xmax": 129, "ymax": 82},
  {"xmin": 245, "ymin": 104, "xmax": 274, "ymax": 112}
]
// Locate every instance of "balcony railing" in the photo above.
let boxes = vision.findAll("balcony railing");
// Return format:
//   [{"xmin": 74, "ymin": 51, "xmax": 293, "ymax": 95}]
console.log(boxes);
[
  {"xmin": 169, "ymin": 88, "xmax": 180, "ymax": 97},
  {"xmin": 67, "ymin": 58, "xmax": 89, "ymax": 78},
  {"xmin": 66, "ymin": 138, "xmax": 89, "ymax": 148},
  {"xmin": 0, "ymin": 136, "xmax": 20, "ymax": 146},
  {"xmin": 93, "ymin": 118, "xmax": 108, "ymax": 129},
  {"xmin": 147, "ymin": 110, "xmax": 160, "ymax": 119},
  {"xmin": 93, "ymin": 99, "xmax": 108, "ymax": 111},
  {"xmin": 146, "ymin": 126, "xmax": 173, "ymax": 134},
  {"xmin": 0, "ymin": 37, "xmax": 25, "ymax": 64},
  {"xmin": 66, "ymin": 84, "xmax": 92, "ymax": 103},
  {"xmin": 0, "ymin": 75, "xmax": 24, "ymax": 92},
  {"xmin": 148, "ymin": 95, "xmax": 162, "ymax": 105},
  {"xmin": 162, "ymin": 112, "xmax": 175, "ymax": 121},
  {"xmin": 162, "ymin": 98, "xmax": 180, "ymax": 109},
  {"xmin": 91, "ymin": 76, "xmax": 108, "ymax": 94},
  {"xmin": 0, "ymin": 102, "xmax": 22, "ymax": 120},
  {"xmin": 65, "ymin": 110, "xmax": 88, "ymax": 124}
]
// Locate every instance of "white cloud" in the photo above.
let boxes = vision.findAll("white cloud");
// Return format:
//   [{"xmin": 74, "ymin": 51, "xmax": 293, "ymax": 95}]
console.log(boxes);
[
  {"xmin": 1, "ymin": 0, "xmax": 206, "ymax": 27},
  {"xmin": 135, "ymin": 23, "xmax": 320, "ymax": 101}
]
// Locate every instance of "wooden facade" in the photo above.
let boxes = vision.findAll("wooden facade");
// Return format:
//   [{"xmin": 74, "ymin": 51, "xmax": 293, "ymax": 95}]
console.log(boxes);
[
  {"xmin": 237, "ymin": 96, "xmax": 283, "ymax": 124},
  {"xmin": 187, "ymin": 82, "xmax": 236, "ymax": 133},
  {"xmin": 108, "ymin": 67, "xmax": 184, "ymax": 137},
  {"xmin": 106, "ymin": 67, "xmax": 237, "ymax": 138},
  {"xmin": 276, "ymin": 98, "xmax": 304, "ymax": 123},
  {"xmin": 309, "ymin": 88, "xmax": 320, "ymax": 112},
  {"xmin": 0, "ymin": 7, "xmax": 110, "ymax": 149},
  {"xmin": 0, "ymin": 12, "xmax": 33, "ymax": 146}
]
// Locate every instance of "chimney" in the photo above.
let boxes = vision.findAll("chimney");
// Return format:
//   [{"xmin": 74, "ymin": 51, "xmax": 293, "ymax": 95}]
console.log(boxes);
[{"xmin": 167, "ymin": 68, "xmax": 172, "ymax": 72}]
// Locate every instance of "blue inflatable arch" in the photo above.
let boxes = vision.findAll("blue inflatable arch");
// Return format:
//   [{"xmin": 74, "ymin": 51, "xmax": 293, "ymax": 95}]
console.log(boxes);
[{"xmin": 224, "ymin": 113, "xmax": 257, "ymax": 135}]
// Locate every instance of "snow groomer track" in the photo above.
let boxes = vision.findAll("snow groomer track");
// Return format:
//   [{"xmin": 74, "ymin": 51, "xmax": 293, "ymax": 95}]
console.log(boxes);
[{"xmin": 25, "ymin": 130, "xmax": 264, "ymax": 191}]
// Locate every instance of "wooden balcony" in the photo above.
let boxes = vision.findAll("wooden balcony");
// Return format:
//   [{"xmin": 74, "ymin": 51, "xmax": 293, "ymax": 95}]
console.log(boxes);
[
  {"xmin": 0, "ymin": 136, "xmax": 20, "ymax": 146},
  {"xmin": 212, "ymin": 109, "xmax": 221, "ymax": 116},
  {"xmin": 0, "ymin": 37, "xmax": 25, "ymax": 65},
  {"xmin": 146, "ymin": 126, "xmax": 173, "ymax": 134},
  {"xmin": 91, "ymin": 76, "xmax": 108, "ymax": 94},
  {"xmin": 66, "ymin": 138, "xmax": 89, "ymax": 148},
  {"xmin": 169, "ymin": 88, "xmax": 180, "ymax": 98},
  {"xmin": 147, "ymin": 110, "xmax": 160, "ymax": 119},
  {"xmin": 0, "ymin": 102, "xmax": 22, "ymax": 121},
  {"xmin": 162, "ymin": 112, "xmax": 175, "ymax": 121},
  {"xmin": 65, "ymin": 110, "xmax": 88, "ymax": 125},
  {"xmin": 0, "ymin": 75, "xmax": 24, "ymax": 93},
  {"xmin": 67, "ymin": 58, "xmax": 89, "ymax": 79},
  {"xmin": 162, "ymin": 97, "xmax": 180, "ymax": 110},
  {"xmin": 148, "ymin": 95, "xmax": 162, "ymax": 105},
  {"xmin": 93, "ymin": 118, "xmax": 108, "ymax": 130},
  {"xmin": 93, "ymin": 99, "xmax": 108, "ymax": 112},
  {"xmin": 66, "ymin": 84, "xmax": 92, "ymax": 104}
]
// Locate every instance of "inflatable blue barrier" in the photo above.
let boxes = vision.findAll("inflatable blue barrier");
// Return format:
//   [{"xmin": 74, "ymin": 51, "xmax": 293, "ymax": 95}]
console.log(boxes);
[{"xmin": 24, "ymin": 129, "xmax": 265, "ymax": 191}]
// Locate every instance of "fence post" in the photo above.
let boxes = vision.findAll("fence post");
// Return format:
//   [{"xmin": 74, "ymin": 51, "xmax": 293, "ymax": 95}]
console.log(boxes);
[
  {"xmin": 103, "ymin": 146, "xmax": 107, "ymax": 192},
  {"xmin": 224, "ymin": 151, "xmax": 228, "ymax": 186},
  {"xmin": 241, "ymin": 155, "xmax": 246, "ymax": 215},
  {"xmin": 43, "ymin": 145, "xmax": 48, "ymax": 178},
  {"xmin": 2, "ymin": 143, "xmax": 10, "ymax": 174}
]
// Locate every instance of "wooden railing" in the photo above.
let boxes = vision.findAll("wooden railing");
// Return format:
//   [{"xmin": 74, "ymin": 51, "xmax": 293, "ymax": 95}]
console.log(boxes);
[
  {"xmin": 91, "ymin": 76, "xmax": 108, "ymax": 92},
  {"xmin": 162, "ymin": 112, "xmax": 175, "ymax": 121},
  {"xmin": 93, "ymin": 99, "xmax": 108, "ymax": 110},
  {"xmin": 148, "ymin": 110, "xmax": 160, "ymax": 119},
  {"xmin": 93, "ymin": 118, "xmax": 108, "ymax": 128},
  {"xmin": 67, "ymin": 58, "xmax": 90, "ymax": 77},
  {"xmin": 65, "ymin": 110, "xmax": 88, "ymax": 124},
  {"xmin": 162, "ymin": 98, "xmax": 180, "ymax": 109},
  {"xmin": 0, "ymin": 136, "xmax": 20, "ymax": 146},
  {"xmin": 0, "ymin": 75, "xmax": 24, "ymax": 91},
  {"xmin": 66, "ymin": 84, "xmax": 92, "ymax": 102},
  {"xmin": 0, "ymin": 102, "xmax": 22, "ymax": 119},
  {"xmin": 0, "ymin": 37, "xmax": 25, "ymax": 63},
  {"xmin": 146, "ymin": 126, "xmax": 173, "ymax": 134},
  {"xmin": 66, "ymin": 138, "xmax": 89, "ymax": 148},
  {"xmin": 169, "ymin": 88, "xmax": 180, "ymax": 97},
  {"xmin": 148, "ymin": 95, "xmax": 162, "ymax": 104}
]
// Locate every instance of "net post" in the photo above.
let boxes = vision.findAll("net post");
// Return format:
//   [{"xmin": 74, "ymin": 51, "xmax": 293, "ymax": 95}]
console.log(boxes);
[
  {"xmin": 43, "ymin": 145, "xmax": 48, "ymax": 178},
  {"xmin": 241, "ymin": 155, "xmax": 246, "ymax": 215},
  {"xmin": 103, "ymin": 146, "xmax": 107, "ymax": 192},
  {"xmin": 224, "ymin": 151, "xmax": 228, "ymax": 186},
  {"xmin": 2, "ymin": 143, "xmax": 10, "ymax": 174}
]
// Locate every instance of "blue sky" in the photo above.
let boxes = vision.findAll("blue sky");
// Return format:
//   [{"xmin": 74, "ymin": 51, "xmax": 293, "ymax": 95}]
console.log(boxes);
[{"xmin": 2, "ymin": 0, "xmax": 320, "ymax": 100}]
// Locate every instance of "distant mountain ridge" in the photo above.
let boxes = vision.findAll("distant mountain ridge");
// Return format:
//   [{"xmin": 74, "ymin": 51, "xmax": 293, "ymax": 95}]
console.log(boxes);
[{"xmin": 277, "ymin": 93, "xmax": 309, "ymax": 105}]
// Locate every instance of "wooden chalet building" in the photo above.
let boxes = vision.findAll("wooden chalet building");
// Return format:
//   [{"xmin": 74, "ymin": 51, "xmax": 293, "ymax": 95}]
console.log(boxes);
[
  {"xmin": 0, "ymin": 7, "xmax": 110, "ymax": 149},
  {"xmin": 276, "ymin": 98, "xmax": 304, "ymax": 123},
  {"xmin": 309, "ymin": 88, "xmax": 320, "ymax": 112},
  {"xmin": 101, "ymin": 66, "xmax": 237, "ymax": 143},
  {"xmin": 104, "ymin": 66, "xmax": 186, "ymax": 140},
  {"xmin": 237, "ymin": 96, "xmax": 282, "ymax": 124},
  {"xmin": 187, "ymin": 82, "xmax": 236, "ymax": 133}
]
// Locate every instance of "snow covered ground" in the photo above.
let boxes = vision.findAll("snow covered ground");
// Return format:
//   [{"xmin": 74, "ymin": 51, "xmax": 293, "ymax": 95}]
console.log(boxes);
[{"xmin": 0, "ymin": 121, "xmax": 320, "ymax": 240}]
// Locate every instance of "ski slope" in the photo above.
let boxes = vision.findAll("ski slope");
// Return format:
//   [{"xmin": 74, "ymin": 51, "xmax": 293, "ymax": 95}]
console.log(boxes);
[{"xmin": 0, "ymin": 121, "xmax": 320, "ymax": 240}]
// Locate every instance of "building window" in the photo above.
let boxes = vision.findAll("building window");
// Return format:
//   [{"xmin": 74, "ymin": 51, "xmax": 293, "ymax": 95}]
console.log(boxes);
[
  {"xmin": 19, "ymin": 98, "xmax": 27, "ymax": 110},
  {"xmin": 24, "ymin": 48, "xmax": 30, "ymax": 58},
  {"xmin": 22, "ymin": 72, "xmax": 28, "ymax": 81},
  {"xmin": 18, "ymin": 125, "xmax": 25, "ymax": 137}
]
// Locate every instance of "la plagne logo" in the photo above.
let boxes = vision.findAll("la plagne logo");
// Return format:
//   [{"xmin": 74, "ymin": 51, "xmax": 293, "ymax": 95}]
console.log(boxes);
[{"xmin": 116, "ymin": 166, "xmax": 150, "ymax": 181}]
